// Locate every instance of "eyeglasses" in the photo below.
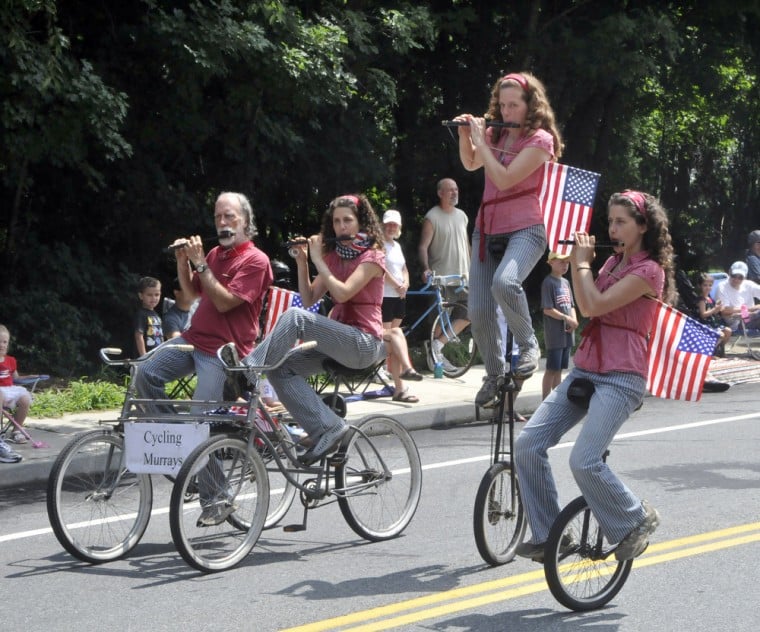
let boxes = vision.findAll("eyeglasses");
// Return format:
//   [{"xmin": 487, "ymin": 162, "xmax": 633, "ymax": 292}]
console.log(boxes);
[{"xmin": 730, "ymin": 274, "xmax": 744, "ymax": 279}]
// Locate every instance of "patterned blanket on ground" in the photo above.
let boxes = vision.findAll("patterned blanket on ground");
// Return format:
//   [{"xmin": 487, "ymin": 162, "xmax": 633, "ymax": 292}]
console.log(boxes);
[{"xmin": 709, "ymin": 356, "xmax": 760, "ymax": 385}]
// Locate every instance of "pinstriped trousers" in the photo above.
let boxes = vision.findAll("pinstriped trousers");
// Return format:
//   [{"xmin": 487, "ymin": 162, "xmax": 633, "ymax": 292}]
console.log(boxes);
[
  {"xmin": 468, "ymin": 225, "xmax": 546, "ymax": 376},
  {"xmin": 514, "ymin": 367, "xmax": 648, "ymax": 544},
  {"xmin": 245, "ymin": 308, "xmax": 385, "ymax": 436},
  {"xmin": 134, "ymin": 336, "xmax": 228, "ymax": 411}
]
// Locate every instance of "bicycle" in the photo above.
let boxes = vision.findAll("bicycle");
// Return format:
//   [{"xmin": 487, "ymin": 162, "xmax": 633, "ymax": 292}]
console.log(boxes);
[
  {"xmin": 472, "ymin": 328, "xmax": 527, "ymax": 565},
  {"xmin": 404, "ymin": 273, "xmax": 477, "ymax": 378},
  {"xmin": 46, "ymin": 343, "xmax": 306, "ymax": 564},
  {"xmin": 168, "ymin": 346, "xmax": 423, "ymax": 572},
  {"xmin": 543, "ymin": 450, "xmax": 633, "ymax": 611}
]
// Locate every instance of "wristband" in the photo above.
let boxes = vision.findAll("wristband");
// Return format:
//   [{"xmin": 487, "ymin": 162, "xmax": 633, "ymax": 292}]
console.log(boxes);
[{"xmin": 576, "ymin": 265, "xmax": 591, "ymax": 270}]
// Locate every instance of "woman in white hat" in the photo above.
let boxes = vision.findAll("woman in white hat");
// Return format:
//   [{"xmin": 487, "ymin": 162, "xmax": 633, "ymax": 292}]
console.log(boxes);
[{"xmin": 381, "ymin": 209, "xmax": 423, "ymax": 402}]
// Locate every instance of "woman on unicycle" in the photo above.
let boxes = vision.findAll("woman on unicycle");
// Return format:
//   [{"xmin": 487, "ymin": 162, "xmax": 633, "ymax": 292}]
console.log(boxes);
[{"xmin": 514, "ymin": 190, "xmax": 675, "ymax": 566}]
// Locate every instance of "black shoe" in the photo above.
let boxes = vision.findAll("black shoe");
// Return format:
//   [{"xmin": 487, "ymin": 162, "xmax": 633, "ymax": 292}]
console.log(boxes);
[
  {"xmin": 702, "ymin": 380, "xmax": 730, "ymax": 393},
  {"xmin": 298, "ymin": 424, "xmax": 349, "ymax": 466}
]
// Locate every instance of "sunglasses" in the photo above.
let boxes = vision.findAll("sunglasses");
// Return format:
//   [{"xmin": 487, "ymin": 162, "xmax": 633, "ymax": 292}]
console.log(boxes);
[{"xmin": 730, "ymin": 274, "xmax": 745, "ymax": 279}]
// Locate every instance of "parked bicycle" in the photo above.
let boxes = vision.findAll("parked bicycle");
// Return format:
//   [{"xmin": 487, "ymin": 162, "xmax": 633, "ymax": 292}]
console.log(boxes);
[
  {"xmin": 472, "ymin": 328, "xmax": 527, "ymax": 565},
  {"xmin": 404, "ymin": 273, "xmax": 477, "ymax": 378}
]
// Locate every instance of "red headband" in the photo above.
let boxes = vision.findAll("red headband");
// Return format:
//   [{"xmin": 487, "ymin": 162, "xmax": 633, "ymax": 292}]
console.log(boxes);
[
  {"xmin": 620, "ymin": 190, "xmax": 648, "ymax": 216},
  {"xmin": 337, "ymin": 195, "xmax": 360, "ymax": 208},
  {"xmin": 501, "ymin": 73, "xmax": 528, "ymax": 92}
]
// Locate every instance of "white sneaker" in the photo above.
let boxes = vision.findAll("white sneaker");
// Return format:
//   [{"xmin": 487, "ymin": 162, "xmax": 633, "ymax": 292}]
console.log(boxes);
[
  {"xmin": 431, "ymin": 339, "xmax": 444, "ymax": 362},
  {"xmin": 8, "ymin": 430, "xmax": 28, "ymax": 445}
]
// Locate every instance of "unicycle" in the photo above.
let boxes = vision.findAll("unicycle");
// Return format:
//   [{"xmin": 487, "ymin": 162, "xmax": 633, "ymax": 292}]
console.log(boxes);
[{"xmin": 543, "ymin": 448, "xmax": 633, "ymax": 611}]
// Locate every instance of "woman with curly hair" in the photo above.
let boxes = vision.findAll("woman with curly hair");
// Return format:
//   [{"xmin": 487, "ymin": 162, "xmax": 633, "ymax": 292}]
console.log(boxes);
[
  {"xmin": 241, "ymin": 194, "xmax": 386, "ymax": 464},
  {"xmin": 513, "ymin": 190, "xmax": 674, "ymax": 563},
  {"xmin": 455, "ymin": 72, "xmax": 564, "ymax": 408}
]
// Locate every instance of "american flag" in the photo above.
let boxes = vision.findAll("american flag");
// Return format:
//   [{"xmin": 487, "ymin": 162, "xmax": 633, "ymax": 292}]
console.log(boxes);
[
  {"xmin": 647, "ymin": 302, "xmax": 721, "ymax": 401},
  {"xmin": 539, "ymin": 162, "xmax": 600, "ymax": 256},
  {"xmin": 262, "ymin": 286, "xmax": 323, "ymax": 338}
]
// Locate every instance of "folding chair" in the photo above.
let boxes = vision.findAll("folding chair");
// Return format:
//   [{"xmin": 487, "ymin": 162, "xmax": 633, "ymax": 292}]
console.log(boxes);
[
  {"xmin": 725, "ymin": 319, "xmax": 760, "ymax": 360},
  {"xmin": 167, "ymin": 373, "xmax": 196, "ymax": 399}
]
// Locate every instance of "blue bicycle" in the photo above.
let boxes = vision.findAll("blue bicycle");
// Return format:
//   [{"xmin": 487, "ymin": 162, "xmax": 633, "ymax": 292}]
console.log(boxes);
[{"xmin": 404, "ymin": 274, "xmax": 477, "ymax": 378}]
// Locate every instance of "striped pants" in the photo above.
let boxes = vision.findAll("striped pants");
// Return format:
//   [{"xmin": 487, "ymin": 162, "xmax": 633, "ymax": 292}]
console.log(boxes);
[
  {"xmin": 514, "ymin": 367, "xmax": 648, "ymax": 544},
  {"xmin": 468, "ymin": 224, "xmax": 546, "ymax": 376},
  {"xmin": 134, "ymin": 336, "xmax": 227, "ymax": 411},
  {"xmin": 245, "ymin": 308, "xmax": 385, "ymax": 436}
]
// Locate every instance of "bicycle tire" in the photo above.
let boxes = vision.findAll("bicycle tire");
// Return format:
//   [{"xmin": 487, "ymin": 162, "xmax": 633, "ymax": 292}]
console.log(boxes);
[
  {"xmin": 430, "ymin": 303, "xmax": 477, "ymax": 378},
  {"xmin": 46, "ymin": 429, "xmax": 153, "ymax": 563},
  {"xmin": 254, "ymin": 429, "xmax": 299, "ymax": 529},
  {"xmin": 336, "ymin": 415, "xmax": 422, "ymax": 541},
  {"xmin": 169, "ymin": 435, "xmax": 269, "ymax": 572},
  {"xmin": 473, "ymin": 460, "xmax": 526, "ymax": 565},
  {"xmin": 544, "ymin": 496, "xmax": 633, "ymax": 611}
]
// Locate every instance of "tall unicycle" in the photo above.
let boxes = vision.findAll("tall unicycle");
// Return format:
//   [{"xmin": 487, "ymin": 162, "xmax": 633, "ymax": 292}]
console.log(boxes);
[{"xmin": 472, "ymin": 329, "xmax": 526, "ymax": 564}]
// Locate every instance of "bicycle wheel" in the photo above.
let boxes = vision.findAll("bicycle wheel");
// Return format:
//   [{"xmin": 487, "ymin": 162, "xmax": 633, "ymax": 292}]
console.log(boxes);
[
  {"xmin": 47, "ymin": 429, "xmax": 153, "ymax": 563},
  {"xmin": 255, "ymin": 429, "xmax": 298, "ymax": 529},
  {"xmin": 336, "ymin": 415, "xmax": 422, "ymax": 541},
  {"xmin": 473, "ymin": 460, "xmax": 527, "ymax": 565},
  {"xmin": 430, "ymin": 303, "xmax": 477, "ymax": 378},
  {"xmin": 169, "ymin": 435, "xmax": 269, "ymax": 572},
  {"xmin": 544, "ymin": 496, "xmax": 633, "ymax": 611}
]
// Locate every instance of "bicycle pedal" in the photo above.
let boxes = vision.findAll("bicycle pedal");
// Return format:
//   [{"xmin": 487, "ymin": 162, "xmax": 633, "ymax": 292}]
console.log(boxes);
[{"xmin": 283, "ymin": 524, "xmax": 307, "ymax": 532}]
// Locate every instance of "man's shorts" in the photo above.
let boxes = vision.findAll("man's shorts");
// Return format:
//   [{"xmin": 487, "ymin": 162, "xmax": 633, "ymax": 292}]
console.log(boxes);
[{"xmin": 545, "ymin": 347, "xmax": 570, "ymax": 371}]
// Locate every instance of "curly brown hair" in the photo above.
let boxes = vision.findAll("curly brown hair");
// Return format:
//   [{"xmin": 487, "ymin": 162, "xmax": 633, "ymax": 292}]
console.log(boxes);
[
  {"xmin": 320, "ymin": 194, "xmax": 384, "ymax": 253},
  {"xmin": 484, "ymin": 71, "xmax": 564, "ymax": 160},
  {"xmin": 609, "ymin": 191, "xmax": 676, "ymax": 305}
]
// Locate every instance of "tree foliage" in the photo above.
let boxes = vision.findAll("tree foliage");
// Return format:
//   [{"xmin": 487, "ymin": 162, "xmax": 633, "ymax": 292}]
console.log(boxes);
[{"xmin": 1, "ymin": 0, "xmax": 759, "ymax": 375}]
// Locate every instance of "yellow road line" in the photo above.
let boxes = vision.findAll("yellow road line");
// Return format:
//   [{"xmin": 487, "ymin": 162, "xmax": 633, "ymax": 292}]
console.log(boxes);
[{"xmin": 282, "ymin": 522, "xmax": 760, "ymax": 632}]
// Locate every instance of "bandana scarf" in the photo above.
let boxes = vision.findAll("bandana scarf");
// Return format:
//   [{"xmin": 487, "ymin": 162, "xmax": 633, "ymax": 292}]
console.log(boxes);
[{"xmin": 335, "ymin": 232, "xmax": 373, "ymax": 260}]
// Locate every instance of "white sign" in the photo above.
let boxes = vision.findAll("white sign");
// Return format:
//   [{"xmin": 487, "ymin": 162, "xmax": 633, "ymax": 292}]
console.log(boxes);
[{"xmin": 124, "ymin": 422, "xmax": 210, "ymax": 475}]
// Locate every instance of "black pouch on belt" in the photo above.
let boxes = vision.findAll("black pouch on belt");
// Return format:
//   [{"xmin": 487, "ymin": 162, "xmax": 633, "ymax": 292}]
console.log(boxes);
[{"xmin": 567, "ymin": 378, "xmax": 595, "ymax": 409}]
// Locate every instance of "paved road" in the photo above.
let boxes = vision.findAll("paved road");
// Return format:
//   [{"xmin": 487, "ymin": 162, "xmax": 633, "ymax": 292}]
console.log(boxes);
[{"xmin": 2, "ymin": 381, "xmax": 758, "ymax": 631}]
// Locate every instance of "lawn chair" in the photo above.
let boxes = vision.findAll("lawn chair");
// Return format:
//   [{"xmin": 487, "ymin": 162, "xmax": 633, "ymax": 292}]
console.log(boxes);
[
  {"xmin": 0, "ymin": 375, "xmax": 50, "ymax": 448},
  {"xmin": 725, "ymin": 318, "xmax": 760, "ymax": 360}
]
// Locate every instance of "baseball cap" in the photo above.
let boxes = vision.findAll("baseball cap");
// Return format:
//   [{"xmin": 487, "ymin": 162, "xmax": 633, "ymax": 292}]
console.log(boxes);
[
  {"xmin": 382, "ymin": 210, "xmax": 402, "ymax": 225},
  {"xmin": 748, "ymin": 230, "xmax": 760, "ymax": 247},
  {"xmin": 729, "ymin": 261, "xmax": 748, "ymax": 277},
  {"xmin": 547, "ymin": 251, "xmax": 570, "ymax": 261}
]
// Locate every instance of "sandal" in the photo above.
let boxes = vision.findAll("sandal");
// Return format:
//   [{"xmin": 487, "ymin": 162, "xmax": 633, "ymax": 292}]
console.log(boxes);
[
  {"xmin": 399, "ymin": 368, "xmax": 424, "ymax": 382},
  {"xmin": 392, "ymin": 388, "xmax": 419, "ymax": 403}
]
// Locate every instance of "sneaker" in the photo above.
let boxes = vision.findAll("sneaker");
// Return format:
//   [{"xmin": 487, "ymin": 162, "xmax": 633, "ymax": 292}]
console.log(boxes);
[
  {"xmin": 220, "ymin": 342, "xmax": 246, "ymax": 400},
  {"xmin": 298, "ymin": 422, "xmax": 349, "ymax": 465},
  {"xmin": 615, "ymin": 500, "xmax": 660, "ymax": 560},
  {"xmin": 513, "ymin": 343, "xmax": 540, "ymax": 378},
  {"xmin": 0, "ymin": 440, "xmax": 23, "ymax": 463},
  {"xmin": 431, "ymin": 338, "xmax": 445, "ymax": 362},
  {"xmin": 196, "ymin": 500, "xmax": 238, "ymax": 527},
  {"xmin": 475, "ymin": 375, "xmax": 504, "ymax": 408},
  {"xmin": 516, "ymin": 535, "xmax": 575, "ymax": 563},
  {"xmin": 8, "ymin": 430, "xmax": 28, "ymax": 445}
]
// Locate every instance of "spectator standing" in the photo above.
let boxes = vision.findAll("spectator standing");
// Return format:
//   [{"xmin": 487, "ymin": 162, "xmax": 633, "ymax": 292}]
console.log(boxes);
[
  {"xmin": 133, "ymin": 276, "xmax": 164, "ymax": 357},
  {"xmin": 540, "ymin": 252, "xmax": 578, "ymax": 399},
  {"xmin": 455, "ymin": 71, "xmax": 563, "ymax": 407},
  {"xmin": 746, "ymin": 230, "xmax": 760, "ymax": 283},
  {"xmin": 715, "ymin": 261, "xmax": 760, "ymax": 331},
  {"xmin": 381, "ymin": 209, "xmax": 422, "ymax": 403},
  {"xmin": 418, "ymin": 178, "xmax": 471, "ymax": 370}
]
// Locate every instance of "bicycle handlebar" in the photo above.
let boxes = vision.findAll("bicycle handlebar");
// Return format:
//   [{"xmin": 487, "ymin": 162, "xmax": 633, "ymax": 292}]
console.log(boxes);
[
  {"xmin": 415, "ymin": 273, "xmax": 468, "ymax": 292},
  {"xmin": 99, "ymin": 344, "xmax": 194, "ymax": 366}
]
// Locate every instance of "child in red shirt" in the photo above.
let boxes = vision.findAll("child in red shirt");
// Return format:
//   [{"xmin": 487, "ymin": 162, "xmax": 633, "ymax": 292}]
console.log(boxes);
[{"xmin": 0, "ymin": 324, "xmax": 39, "ymax": 444}]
